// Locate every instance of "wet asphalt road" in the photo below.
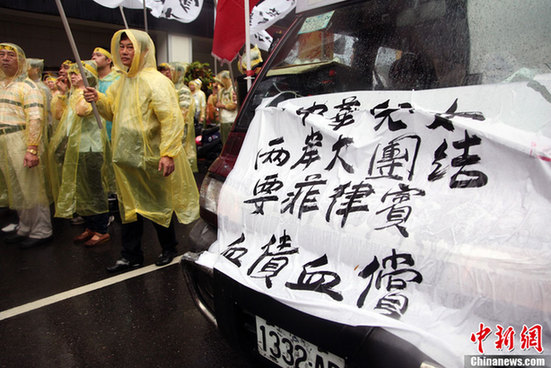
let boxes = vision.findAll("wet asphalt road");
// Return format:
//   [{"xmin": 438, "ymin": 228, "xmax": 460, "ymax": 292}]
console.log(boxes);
[{"xmin": 0, "ymin": 171, "xmax": 256, "ymax": 368}]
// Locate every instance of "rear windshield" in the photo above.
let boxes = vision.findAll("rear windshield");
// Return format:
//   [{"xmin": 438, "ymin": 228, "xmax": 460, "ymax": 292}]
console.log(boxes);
[{"xmin": 237, "ymin": 0, "xmax": 551, "ymax": 130}]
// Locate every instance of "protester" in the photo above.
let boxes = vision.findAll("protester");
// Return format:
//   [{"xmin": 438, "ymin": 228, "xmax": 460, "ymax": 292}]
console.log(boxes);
[
  {"xmin": 84, "ymin": 29, "xmax": 199, "ymax": 272},
  {"xmin": 27, "ymin": 59, "xmax": 52, "ymax": 114},
  {"xmin": 51, "ymin": 60, "xmax": 72, "ymax": 136},
  {"xmin": 28, "ymin": 59, "xmax": 53, "ymax": 137},
  {"xmin": 91, "ymin": 46, "xmax": 119, "ymax": 226},
  {"xmin": 56, "ymin": 59, "xmax": 72, "ymax": 96},
  {"xmin": 43, "ymin": 74, "xmax": 57, "ymax": 93},
  {"xmin": 0, "ymin": 58, "xmax": 54, "ymax": 234},
  {"xmin": 91, "ymin": 47, "xmax": 119, "ymax": 141},
  {"xmin": 206, "ymin": 82, "xmax": 219, "ymax": 126},
  {"xmin": 48, "ymin": 60, "xmax": 112, "ymax": 247},
  {"xmin": 50, "ymin": 59, "xmax": 88, "ymax": 226},
  {"xmin": 159, "ymin": 62, "xmax": 198, "ymax": 173},
  {"xmin": 189, "ymin": 78, "xmax": 206, "ymax": 128},
  {"xmin": 0, "ymin": 43, "xmax": 53, "ymax": 249},
  {"xmin": 215, "ymin": 70, "xmax": 238, "ymax": 145}
]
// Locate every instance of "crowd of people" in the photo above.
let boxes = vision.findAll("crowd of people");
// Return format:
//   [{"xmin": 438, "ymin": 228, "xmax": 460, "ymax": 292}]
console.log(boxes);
[{"xmin": 0, "ymin": 29, "xmax": 237, "ymax": 273}]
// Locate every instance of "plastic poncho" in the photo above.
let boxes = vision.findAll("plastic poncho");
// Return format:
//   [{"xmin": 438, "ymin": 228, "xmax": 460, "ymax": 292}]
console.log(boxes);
[
  {"xmin": 0, "ymin": 43, "xmax": 50, "ymax": 209},
  {"xmin": 216, "ymin": 71, "xmax": 238, "ymax": 144},
  {"xmin": 96, "ymin": 29, "xmax": 199, "ymax": 227},
  {"xmin": 206, "ymin": 84, "xmax": 219, "ymax": 126},
  {"xmin": 169, "ymin": 62, "xmax": 198, "ymax": 173},
  {"xmin": 50, "ymin": 60, "xmax": 74, "ymax": 134},
  {"xmin": 48, "ymin": 61, "xmax": 112, "ymax": 218},
  {"xmin": 189, "ymin": 79, "xmax": 207, "ymax": 126},
  {"xmin": 27, "ymin": 58, "xmax": 53, "ymax": 141}
]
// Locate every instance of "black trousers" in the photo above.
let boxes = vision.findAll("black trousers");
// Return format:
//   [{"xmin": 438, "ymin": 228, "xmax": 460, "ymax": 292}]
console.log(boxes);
[
  {"xmin": 84, "ymin": 213, "xmax": 109, "ymax": 234},
  {"xmin": 121, "ymin": 214, "xmax": 177, "ymax": 264}
]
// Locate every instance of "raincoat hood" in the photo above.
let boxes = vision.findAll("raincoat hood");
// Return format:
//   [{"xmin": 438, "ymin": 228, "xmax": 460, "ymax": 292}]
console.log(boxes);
[
  {"xmin": 0, "ymin": 43, "xmax": 28, "ymax": 82},
  {"xmin": 168, "ymin": 62, "xmax": 189, "ymax": 90},
  {"xmin": 110, "ymin": 29, "xmax": 156, "ymax": 78},
  {"xmin": 27, "ymin": 58, "xmax": 44, "ymax": 74},
  {"xmin": 216, "ymin": 70, "xmax": 232, "ymax": 89}
]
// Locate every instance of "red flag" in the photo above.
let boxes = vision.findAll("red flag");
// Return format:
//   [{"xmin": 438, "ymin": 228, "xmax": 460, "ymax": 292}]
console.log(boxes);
[{"xmin": 212, "ymin": 0, "xmax": 260, "ymax": 63}]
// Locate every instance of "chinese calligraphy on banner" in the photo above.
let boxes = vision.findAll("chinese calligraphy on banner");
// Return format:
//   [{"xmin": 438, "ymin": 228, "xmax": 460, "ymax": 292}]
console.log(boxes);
[{"xmin": 200, "ymin": 78, "xmax": 551, "ymax": 368}]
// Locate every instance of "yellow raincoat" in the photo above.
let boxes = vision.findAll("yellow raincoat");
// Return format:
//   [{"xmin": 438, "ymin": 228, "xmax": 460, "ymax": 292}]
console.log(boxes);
[
  {"xmin": 27, "ymin": 58, "xmax": 53, "ymax": 141},
  {"xmin": 96, "ymin": 29, "xmax": 199, "ymax": 227},
  {"xmin": 48, "ymin": 61, "xmax": 112, "ymax": 218},
  {"xmin": 216, "ymin": 70, "xmax": 237, "ymax": 145},
  {"xmin": 169, "ymin": 62, "xmax": 198, "ymax": 173},
  {"xmin": 0, "ymin": 43, "xmax": 50, "ymax": 209}
]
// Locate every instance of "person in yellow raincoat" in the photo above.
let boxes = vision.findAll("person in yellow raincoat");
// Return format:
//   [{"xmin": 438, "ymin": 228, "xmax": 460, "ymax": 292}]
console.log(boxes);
[
  {"xmin": 27, "ymin": 59, "xmax": 52, "ymax": 133},
  {"xmin": 84, "ymin": 29, "xmax": 199, "ymax": 272},
  {"xmin": 48, "ymin": 60, "xmax": 112, "ymax": 247},
  {"xmin": 189, "ymin": 78, "xmax": 206, "ymax": 127},
  {"xmin": 215, "ymin": 70, "xmax": 238, "ymax": 145},
  {"xmin": 206, "ymin": 82, "xmax": 219, "ymax": 126},
  {"xmin": 159, "ymin": 61, "xmax": 198, "ymax": 173},
  {"xmin": 0, "ymin": 43, "xmax": 53, "ymax": 248},
  {"xmin": 44, "ymin": 74, "xmax": 57, "ymax": 94},
  {"xmin": 91, "ymin": 47, "xmax": 120, "ymax": 141},
  {"xmin": 50, "ymin": 60, "xmax": 73, "ymax": 138}
]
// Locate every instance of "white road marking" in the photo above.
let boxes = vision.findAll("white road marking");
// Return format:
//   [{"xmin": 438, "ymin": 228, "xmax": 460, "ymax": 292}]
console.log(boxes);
[{"xmin": 0, "ymin": 256, "xmax": 181, "ymax": 321}]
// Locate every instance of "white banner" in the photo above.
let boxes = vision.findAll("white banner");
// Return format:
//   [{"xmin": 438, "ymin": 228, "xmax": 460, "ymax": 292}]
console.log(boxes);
[
  {"xmin": 200, "ymin": 76, "xmax": 551, "ymax": 367},
  {"xmin": 148, "ymin": 0, "xmax": 203, "ymax": 23},
  {"xmin": 92, "ymin": 0, "xmax": 203, "ymax": 23},
  {"xmin": 251, "ymin": 30, "xmax": 273, "ymax": 52},
  {"xmin": 250, "ymin": 0, "xmax": 296, "ymax": 51},
  {"xmin": 250, "ymin": 0, "xmax": 296, "ymax": 34}
]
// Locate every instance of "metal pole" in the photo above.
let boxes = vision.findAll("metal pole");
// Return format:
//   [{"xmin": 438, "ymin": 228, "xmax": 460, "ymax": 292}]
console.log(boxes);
[
  {"xmin": 243, "ymin": 0, "xmax": 252, "ymax": 91},
  {"xmin": 143, "ymin": 0, "xmax": 148, "ymax": 33},
  {"xmin": 54, "ymin": 0, "xmax": 103, "ymax": 129},
  {"xmin": 119, "ymin": 6, "xmax": 129, "ymax": 29}
]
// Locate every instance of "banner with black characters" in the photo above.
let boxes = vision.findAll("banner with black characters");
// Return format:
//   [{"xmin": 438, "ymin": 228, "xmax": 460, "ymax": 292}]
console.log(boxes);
[{"xmin": 199, "ymin": 76, "xmax": 551, "ymax": 368}]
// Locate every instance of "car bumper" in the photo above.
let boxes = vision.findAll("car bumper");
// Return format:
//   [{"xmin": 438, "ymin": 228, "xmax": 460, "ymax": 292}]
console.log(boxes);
[{"xmin": 181, "ymin": 221, "xmax": 443, "ymax": 368}]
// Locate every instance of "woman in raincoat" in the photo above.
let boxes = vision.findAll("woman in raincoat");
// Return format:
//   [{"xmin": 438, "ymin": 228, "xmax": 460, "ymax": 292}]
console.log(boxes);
[
  {"xmin": 48, "ymin": 60, "xmax": 112, "ymax": 247},
  {"xmin": 84, "ymin": 29, "xmax": 199, "ymax": 272}
]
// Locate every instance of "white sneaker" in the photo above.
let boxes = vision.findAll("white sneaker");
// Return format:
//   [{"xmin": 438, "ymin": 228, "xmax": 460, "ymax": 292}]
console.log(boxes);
[
  {"xmin": 107, "ymin": 215, "xmax": 115, "ymax": 226},
  {"xmin": 1, "ymin": 223, "xmax": 19, "ymax": 233}
]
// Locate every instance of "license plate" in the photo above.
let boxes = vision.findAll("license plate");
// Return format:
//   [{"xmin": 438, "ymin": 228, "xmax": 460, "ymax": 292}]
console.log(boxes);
[{"xmin": 256, "ymin": 316, "xmax": 346, "ymax": 368}]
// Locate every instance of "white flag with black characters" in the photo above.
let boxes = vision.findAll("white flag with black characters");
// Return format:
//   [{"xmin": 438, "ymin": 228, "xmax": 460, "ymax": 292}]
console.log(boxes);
[
  {"xmin": 92, "ymin": 0, "xmax": 204, "ymax": 23},
  {"xmin": 250, "ymin": 0, "xmax": 296, "ymax": 34},
  {"xmin": 250, "ymin": 0, "xmax": 296, "ymax": 51},
  {"xmin": 148, "ymin": 0, "xmax": 204, "ymax": 23},
  {"xmin": 252, "ymin": 30, "xmax": 273, "ymax": 52}
]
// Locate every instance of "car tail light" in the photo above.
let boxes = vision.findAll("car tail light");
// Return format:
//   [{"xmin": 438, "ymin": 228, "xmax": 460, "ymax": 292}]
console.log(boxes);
[{"xmin": 199, "ymin": 173, "xmax": 224, "ymax": 227}]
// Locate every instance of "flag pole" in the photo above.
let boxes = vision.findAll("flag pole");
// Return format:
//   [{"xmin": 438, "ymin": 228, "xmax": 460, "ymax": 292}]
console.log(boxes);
[
  {"xmin": 119, "ymin": 6, "xmax": 130, "ymax": 29},
  {"xmin": 54, "ymin": 0, "xmax": 103, "ymax": 130},
  {"xmin": 244, "ymin": 0, "xmax": 252, "ymax": 91},
  {"xmin": 143, "ymin": 0, "xmax": 149, "ymax": 33}
]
